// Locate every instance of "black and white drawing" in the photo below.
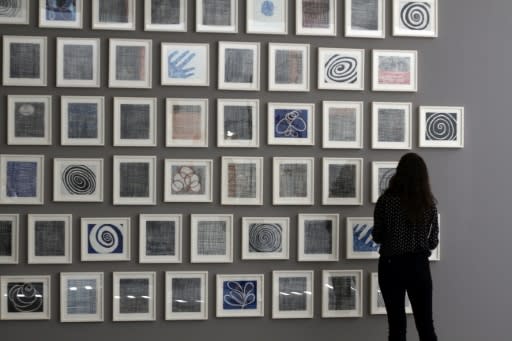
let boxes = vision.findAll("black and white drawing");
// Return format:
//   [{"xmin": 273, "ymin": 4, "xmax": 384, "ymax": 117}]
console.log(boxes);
[
  {"xmin": 323, "ymin": 158, "xmax": 363, "ymax": 205},
  {"xmin": 345, "ymin": 0, "xmax": 385, "ymax": 38},
  {"xmin": 298, "ymin": 213, "xmax": 339, "ymax": 261},
  {"xmin": 0, "ymin": 275, "xmax": 51, "ymax": 320},
  {"xmin": 113, "ymin": 156, "xmax": 156, "ymax": 205},
  {"xmin": 53, "ymin": 158, "xmax": 103, "ymax": 202},
  {"xmin": 322, "ymin": 101, "xmax": 363, "ymax": 149},
  {"xmin": 221, "ymin": 157, "xmax": 263, "ymax": 205},
  {"xmin": 419, "ymin": 106, "xmax": 464, "ymax": 148},
  {"xmin": 0, "ymin": 214, "xmax": 18, "ymax": 264},
  {"xmin": 3, "ymin": 36, "xmax": 47, "ymax": 86},
  {"xmin": 322, "ymin": 270, "xmax": 363, "ymax": 317},
  {"xmin": 109, "ymin": 39, "xmax": 152, "ymax": 88},
  {"xmin": 246, "ymin": 0, "xmax": 287, "ymax": 34},
  {"xmin": 217, "ymin": 99, "xmax": 259, "ymax": 147},
  {"xmin": 372, "ymin": 102, "xmax": 412, "ymax": 149},
  {"xmin": 139, "ymin": 214, "xmax": 182, "ymax": 263},
  {"xmin": 113, "ymin": 97, "xmax": 157, "ymax": 147},
  {"xmin": 393, "ymin": 0, "xmax": 437, "ymax": 37},
  {"xmin": 196, "ymin": 0, "xmax": 237, "ymax": 33},
  {"xmin": 0, "ymin": 0, "xmax": 29, "ymax": 24},
  {"xmin": 269, "ymin": 43, "xmax": 310, "ymax": 91},
  {"xmin": 273, "ymin": 157, "xmax": 314, "ymax": 205},
  {"xmin": 113, "ymin": 272, "xmax": 156, "ymax": 321},
  {"xmin": 218, "ymin": 42, "xmax": 260, "ymax": 91},
  {"xmin": 92, "ymin": 0, "xmax": 135, "ymax": 30},
  {"xmin": 296, "ymin": 0, "xmax": 336, "ymax": 36},
  {"xmin": 60, "ymin": 272, "xmax": 104, "ymax": 322},
  {"xmin": 7, "ymin": 95, "xmax": 51, "ymax": 145},
  {"xmin": 318, "ymin": 48, "xmax": 364, "ymax": 90},
  {"xmin": 191, "ymin": 214, "xmax": 233, "ymax": 263},
  {"xmin": 272, "ymin": 271, "xmax": 314, "ymax": 319},
  {"xmin": 165, "ymin": 271, "xmax": 208, "ymax": 320},
  {"xmin": 56, "ymin": 38, "xmax": 99, "ymax": 87},
  {"xmin": 241, "ymin": 217, "xmax": 290, "ymax": 260},
  {"xmin": 28, "ymin": 214, "xmax": 72, "ymax": 264},
  {"xmin": 80, "ymin": 217, "xmax": 130, "ymax": 261},
  {"xmin": 145, "ymin": 0, "xmax": 186, "ymax": 31}
]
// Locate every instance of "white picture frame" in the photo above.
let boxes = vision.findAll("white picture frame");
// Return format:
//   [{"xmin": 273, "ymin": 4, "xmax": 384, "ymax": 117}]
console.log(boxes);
[
  {"xmin": 217, "ymin": 99, "xmax": 260, "ymax": 148},
  {"xmin": 296, "ymin": 0, "xmax": 336, "ymax": 36},
  {"xmin": 0, "ymin": 275, "xmax": 51, "ymax": 320},
  {"xmin": 273, "ymin": 157, "xmax": 314, "ymax": 205},
  {"xmin": 322, "ymin": 158, "xmax": 364, "ymax": 206},
  {"xmin": 92, "ymin": 0, "xmax": 135, "ymax": 30},
  {"xmin": 0, "ymin": 214, "xmax": 19, "ymax": 264},
  {"xmin": 190, "ymin": 214, "xmax": 233, "ymax": 263},
  {"xmin": 161, "ymin": 43, "xmax": 210, "ymax": 86},
  {"xmin": 80, "ymin": 217, "xmax": 131, "ymax": 262},
  {"xmin": 298, "ymin": 213, "xmax": 339, "ymax": 262},
  {"xmin": 318, "ymin": 48, "xmax": 365, "ymax": 91},
  {"xmin": 0, "ymin": 154, "xmax": 44, "ymax": 205},
  {"xmin": 268, "ymin": 43, "xmax": 310, "ymax": 92},
  {"xmin": 372, "ymin": 161, "xmax": 398, "ymax": 203},
  {"xmin": 322, "ymin": 101, "xmax": 364, "ymax": 149},
  {"xmin": 27, "ymin": 213, "xmax": 72, "ymax": 264},
  {"xmin": 419, "ymin": 106, "xmax": 465, "ymax": 148},
  {"xmin": 7, "ymin": 95, "xmax": 52, "ymax": 145},
  {"xmin": 60, "ymin": 272, "xmax": 104, "ymax": 323},
  {"xmin": 113, "ymin": 97, "xmax": 157, "ymax": 147},
  {"xmin": 370, "ymin": 272, "xmax": 413, "ymax": 315},
  {"xmin": 393, "ymin": 0, "xmax": 438, "ymax": 37},
  {"xmin": 218, "ymin": 41, "xmax": 260, "ymax": 91},
  {"xmin": 346, "ymin": 217, "xmax": 380, "ymax": 259},
  {"xmin": 53, "ymin": 158, "xmax": 104, "ymax": 202},
  {"xmin": 61, "ymin": 96, "xmax": 105, "ymax": 146},
  {"xmin": 322, "ymin": 270, "xmax": 363, "ymax": 318},
  {"xmin": 140, "ymin": 214, "xmax": 182, "ymax": 263},
  {"xmin": 109, "ymin": 39, "xmax": 152, "ymax": 88},
  {"xmin": 221, "ymin": 156, "xmax": 263, "ymax": 205},
  {"xmin": 216, "ymin": 274, "xmax": 264, "ymax": 317},
  {"xmin": 39, "ymin": 0, "xmax": 83, "ymax": 29},
  {"xmin": 3, "ymin": 35, "xmax": 47, "ymax": 86},
  {"xmin": 166, "ymin": 98, "xmax": 209, "ymax": 147},
  {"xmin": 165, "ymin": 271, "xmax": 208, "ymax": 320},
  {"xmin": 268, "ymin": 102, "xmax": 315, "ymax": 145},
  {"xmin": 113, "ymin": 156, "xmax": 156, "ymax": 206},
  {"xmin": 372, "ymin": 102, "xmax": 412, "ymax": 149},
  {"xmin": 241, "ymin": 217, "xmax": 290, "ymax": 260},
  {"xmin": 196, "ymin": 0, "xmax": 238, "ymax": 33},
  {"xmin": 246, "ymin": 0, "xmax": 288, "ymax": 35},
  {"xmin": 272, "ymin": 270, "xmax": 314, "ymax": 319},
  {"xmin": 0, "ymin": 0, "xmax": 29, "ymax": 24},
  {"xmin": 164, "ymin": 159, "xmax": 213, "ymax": 202},
  {"xmin": 345, "ymin": 0, "xmax": 385, "ymax": 38},
  {"xmin": 145, "ymin": 0, "xmax": 187, "ymax": 32},
  {"xmin": 372, "ymin": 49, "xmax": 418, "ymax": 92},
  {"xmin": 113, "ymin": 272, "xmax": 156, "ymax": 321},
  {"xmin": 56, "ymin": 37, "xmax": 100, "ymax": 88}
]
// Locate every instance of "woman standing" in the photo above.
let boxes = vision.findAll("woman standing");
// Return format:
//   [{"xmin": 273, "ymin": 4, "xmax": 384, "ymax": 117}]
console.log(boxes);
[{"xmin": 372, "ymin": 153, "xmax": 439, "ymax": 341}]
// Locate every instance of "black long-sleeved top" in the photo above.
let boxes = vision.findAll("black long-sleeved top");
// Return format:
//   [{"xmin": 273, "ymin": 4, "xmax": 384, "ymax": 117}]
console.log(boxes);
[{"xmin": 372, "ymin": 193, "xmax": 439, "ymax": 257}]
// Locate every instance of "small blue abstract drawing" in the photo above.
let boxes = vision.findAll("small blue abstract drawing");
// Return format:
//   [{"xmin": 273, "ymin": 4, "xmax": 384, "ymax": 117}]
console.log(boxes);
[
  {"xmin": 6, "ymin": 161, "xmax": 37, "ymax": 198},
  {"xmin": 223, "ymin": 280, "xmax": 257, "ymax": 310},
  {"xmin": 45, "ymin": 0, "xmax": 77, "ymax": 21},
  {"xmin": 88, "ymin": 223, "xmax": 124, "ymax": 255},
  {"xmin": 168, "ymin": 50, "xmax": 196, "ymax": 79},
  {"xmin": 353, "ymin": 224, "xmax": 379, "ymax": 252},
  {"xmin": 274, "ymin": 109, "xmax": 308, "ymax": 138},
  {"xmin": 261, "ymin": 1, "xmax": 275, "ymax": 16}
]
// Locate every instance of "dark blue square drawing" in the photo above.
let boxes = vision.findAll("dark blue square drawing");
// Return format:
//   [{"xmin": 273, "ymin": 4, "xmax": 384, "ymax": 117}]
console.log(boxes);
[
  {"xmin": 274, "ymin": 109, "xmax": 308, "ymax": 139},
  {"xmin": 87, "ymin": 223, "xmax": 124, "ymax": 255},
  {"xmin": 352, "ymin": 224, "xmax": 379, "ymax": 252},
  {"xmin": 6, "ymin": 161, "xmax": 37, "ymax": 198},
  {"xmin": 222, "ymin": 280, "xmax": 257, "ymax": 310}
]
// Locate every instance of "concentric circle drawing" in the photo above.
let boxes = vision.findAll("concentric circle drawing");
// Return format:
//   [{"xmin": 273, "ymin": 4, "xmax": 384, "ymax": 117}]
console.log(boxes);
[
  {"xmin": 171, "ymin": 166, "xmax": 202, "ymax": 193},
  {"xmin": 7, "ymin": 283, "xmax": 43, "ymax": 312},
  {"xmin": 400, "ymin": 2, "xmax": 431, "ymax": 30},
  {"xmin": 325, "ymin": 55, "xmax": 358, "ymax": 83},
  {"xmin": 425, "ymin": 113, "xmax": 457, "ymax": 141},
  {"xmin": 249, "ymin": 223, "xmax": 282, "ymax": 252},
  {"xmin": 62, "ymin": 165, "xmax": 96, "ymax": 195},
  {"xmin": 0, "ymin": 0, "xmax": 21, "ymax": 17},
  {"xmin": 88, "ymin": 224, "xmax": 122, "ymax": 254}
]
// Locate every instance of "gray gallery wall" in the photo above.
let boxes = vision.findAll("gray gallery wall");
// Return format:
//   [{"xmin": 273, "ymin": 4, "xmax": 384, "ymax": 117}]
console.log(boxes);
[{"xmin": 1, "ymin": 1, "xmax": 511, "ymax": 340}]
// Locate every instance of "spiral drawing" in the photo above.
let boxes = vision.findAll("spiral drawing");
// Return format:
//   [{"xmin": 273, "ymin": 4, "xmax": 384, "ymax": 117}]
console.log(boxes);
[
  {"xmin": 400, "ymin": 2, "xmax": 431, "ymax": 30},
  {"xmin": 171, "ymin": 166, "xmax": 202, "ymax": 194},
  {"xmin": 0, "ymin": 0, "xmax": 21, "ymax": 17},
  {"xmin": 379, "ymin": 169, "xmax": 395, "ymax": 195},
  {"xmin": 62, "ymin": 165, "xmax": 96, "ymax": 195},
  {"xmin": 88, "ymin": 224, "xmax": 123, "ymax": 254},
  {"xmin": 325, "ymin": 55, "xmax": 358, "ymax": 84},
  {"xmin": 425, "ymin": 112, "xmax": 457, "ymax": 141},
  {"xmin": 249, "ymin": 223, "xmax": 282, "ymax": 252},
  {"xmin": 223, "ymin": 281, "xmax": 256, "ymax": 309},
  {"xmin": 7, "ymin": 283, "xmax": 43, "ymax": 312}
]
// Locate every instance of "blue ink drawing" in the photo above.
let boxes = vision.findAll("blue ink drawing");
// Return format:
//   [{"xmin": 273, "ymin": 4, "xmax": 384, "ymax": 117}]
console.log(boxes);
[
  {"xmin": 68, "ymin": 103, "xmax": 98, "ymax": 139},
  {"xmin": 45, "ymin": 0, "xmax": 77, "ymax": 21},
  {"xmin": 6, "ymin": 161, "xmax": 37, "ymax": 198},
  {"xmin": 168, "ymin": 50, "xmax": 196, "ymax": 79},
  {"xmin": 353, "ymin": 224, "xmax": 379, "ymax": 252},
  {"xmin": 261, "ymin": 1, "xmax": 275, "ymax": 16},
  {"xmin": 223, "ymin": 280, "xmax": 257, "ymax": 310},
  {"xmin": 88, "ymin": 223, "xmax": 123, "ymax": 255},
  {"xmin": 274, "ymin": 109, "xmax": 308, "ymax": 138}
]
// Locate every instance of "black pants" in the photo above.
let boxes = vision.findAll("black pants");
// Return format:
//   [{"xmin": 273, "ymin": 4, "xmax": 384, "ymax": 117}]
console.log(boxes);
[{"xmin": 378, "ymin": 253, "xmax": 438, "ymax": 341}]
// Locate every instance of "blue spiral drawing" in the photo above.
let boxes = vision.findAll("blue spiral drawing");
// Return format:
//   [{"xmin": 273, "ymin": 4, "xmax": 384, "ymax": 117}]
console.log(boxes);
[
  {"xmin": 400, "ymin": 2, "xmax": 431, "ymax": 30},
  {"xmin": 88, "ymin": 223, "xmax": 123, "ymax": 254}
]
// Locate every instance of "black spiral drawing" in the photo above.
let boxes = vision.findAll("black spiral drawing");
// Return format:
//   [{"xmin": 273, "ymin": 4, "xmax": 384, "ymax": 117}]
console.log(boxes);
[
  {"xmin": 325, "ymin": 55, "xmax": 358, "ymax": 84},
  {"xmin": 0, "ymin": 0, "xmax": 21, "ymax": 17},
  {"xmin": 7, "ymin": 283, "xmax": 43, "ymax": 312},
  {"xmin": 400, "ymin": 2, "xmax": 431, "ymax": 30},
  {"xmin": 62, "ymin": 165, "xmax": 96, "ymax": 195},
  {"xmin": 89, "ymin": 223, "xmax": 122, "ymax": 254},
  {"xmin": 249, "ymin": 223, "xmax": 282, "ymax": 252},
  {"xmin": 425, "ymin": 113, "xmax": 457, "ymax": 141}
]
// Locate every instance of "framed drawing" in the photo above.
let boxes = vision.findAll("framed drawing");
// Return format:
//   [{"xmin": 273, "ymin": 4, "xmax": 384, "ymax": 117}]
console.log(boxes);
[
  {"xmin": 393, "ymin": 0, "xmax": 438, "ymax": 37},
  {"xmin": 164, "ymin": 159, "xmax": 213, "ymax": 202},
  {"xmin": 161, "ymin": 43, "xmax": 209, "ymax": 86},
  {"xmin": 0, "ymin": 154, "xmax": 44, "ymax": 205},
  {"xmin": 60, "ymin": 272, "xmax": 104, "ymax": 322},
  {"xmin": 39, "ymin": 0, "xmax": 82, "ymax": 28},
  {"xmin": 196, "ymin": 0, "xmax": 237, "ymax": 33},
  {"xmin": 298, "ymin": 213, "xmax": 339, "ymax": 262},
  {"xmin": 372, "ymin": 102, "xmax": 412, "ymax": 149},
  {"xmin": 268, "ymin": 102, "xmax": 315, "ymax": 145},
  {"xmin": 7, "ymin": 95, "xmax": 52, "ymax": 145},
  {"xmin": 3, "ymin": 36, "xmax": 47, "ymax": 86},
  {"xmin": 273, "ymin": 157, "xmax": 314, "ymax": 205},
  {"xmin": 113, "ymin": 155, "xmax": 156, "ymax": 205},
  {"xmin": 322, "ymin": 158, "xmax": 363, "ymax": 205},
  {"xmin": 241, "ymin": 217, "xmax": 290, "ymax": 260},
  {"xmin": 61, "ymin": 96, "xmax": 105, "ymax": 146},
  {"xmin": 0, "ymin": 275, "xmax": 51, "ymax": 320},
  {"xmin": 145, "ymin": 0, "xmax": 186, "ymax": 31},
  {"xmin": 218, "ymin": 41, "xmax": 260, "ymax": 91},
  {"xmin": 346, "ymin": 217, "xmax": 379, "ymax": 259},
  {"xmin": 165, "ymin": 271, "xmax": 208, "ymax": 320},
  {"xmin": 221, "ymin": 157, "xmax": 263, "ymax": 205},
  {"xmin": 318, "ymin": 48, "xmax": 364, "ymax": 91},
  {"xmin": 296, "ymin": 0, "xmax": 336, "ymax": 36},
  {"xmin": 370, "ymin": 272, "xmax": 412, "ymax": 315},
  {"xmin": 113, "ymin": 97, "xmax": 157, "ymax": 147},
  {"xmin": 190, "ymin": 214, "xmax": 233, "ymax": 263},
  {"xmin": 322, "ymin": 101, "xmax": 363, "ymax": 149},
  {"xmin": 372, "ymin": 161, "xmax": 398, "ymax": 203},
  {"xmin": 27, "ymin": 213, "xmax": 72, "ymax": 264},
  {"xmin": 0, "ymin": 214, "xmax": 19, "ymax": 264},
  {"xmin": 246, "ymin": 0, "xmax": 287, "ymax": 35},
  {"xmin": 217, "ymin": 99, "xmax": 259, "ymax": 147},
  {"xmin": 372, "ymin": 49, "xmax": 417, "ymax": 92},
  {"xmin": 272, "ymin": 270, "xmax": 314, "ymax": 319},
  {"xmin": 166, "ymin": 98, "xmax": 208, "ymax": 147},
  {"xmin": 92, "ymin": 0, "xmax": 135, "ymax": 30},
  {"xmin": 0, "ymin": 0, "xmax": 29, "ymax": 24},
  {"xmin": 53, "ymin": 158, "xmax": 104, "ymax": 202},
  {"xmin": 113, "ymin": 272, "xmax": 156, "ymax": 321},
  {"xmin": 345, "ymin": 0, "xmax": 385, "ymax": 38},
  {"xmin": 140, "ymin": 214, "xmax": 182, "ymax": 263},
  {"xmin": 419, "ymin": 106, "xmax": 465, "ymax": 148},
  {"xmin": 56, "ymin": 38, "xmax": 100, "ymax": 87},
  {"xmin": 109, "ymin": 39, "xmax": 152, "ymax": 88},
  {"xmin": 322, "ymin": 270, "xmax": 363, "ymax": 318},
  {"xmin": 216, "ymin": 274, "xmax": 264, "ymax": 317},
  {"xmin": 80, "ymin": 217, "xmax": 130, "ymax": 261},
  {"xmin": 268, "ymin": 43, "xmax": 310, "ymax": 91}
]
